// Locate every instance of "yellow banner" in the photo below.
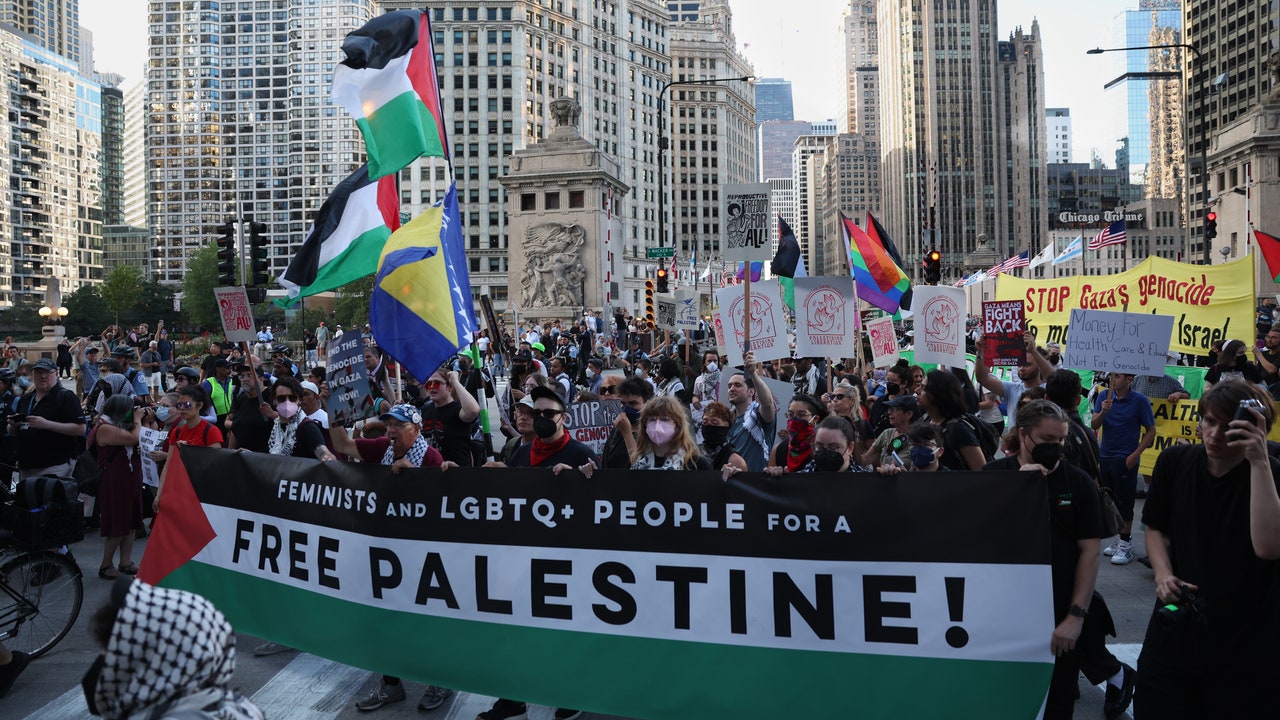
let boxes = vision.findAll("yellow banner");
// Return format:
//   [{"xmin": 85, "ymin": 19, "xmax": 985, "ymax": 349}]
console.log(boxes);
[
  {"xmin": 996, "ymin": 255, "xmax": 1255, "ymax": 357},
  {"xmin": 1138, "ymin": 399, "xmax": 1280, "ymax": 475}
]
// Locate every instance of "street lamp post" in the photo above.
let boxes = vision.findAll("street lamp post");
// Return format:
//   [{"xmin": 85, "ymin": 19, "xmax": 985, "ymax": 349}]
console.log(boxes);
[
  {"xmin": 1087, "ymin": 43, "xmax": 1208, "ymax": 263},
  {"xmin": 657, "ymin": 75, "xmax": 753, "ymax": 249}
]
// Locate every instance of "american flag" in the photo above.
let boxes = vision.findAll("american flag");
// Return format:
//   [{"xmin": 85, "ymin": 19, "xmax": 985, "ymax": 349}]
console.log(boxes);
[
  {"xmin": 1088, "ymin": 220, "xmax": 1127, "ymax": 250},
  {"xmin": 987, "ymin": 250, "xmax": 1030, "ymax": 278}
]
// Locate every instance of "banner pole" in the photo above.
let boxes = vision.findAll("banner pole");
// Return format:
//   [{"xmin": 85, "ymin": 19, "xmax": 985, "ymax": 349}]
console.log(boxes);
[
  {"xmin": 742, "ymin": 264, "xmax": 752, "ymax": 359},
  {"xmin": 241, "ymin": 340, "xmax": 263, "ymax": 398}
]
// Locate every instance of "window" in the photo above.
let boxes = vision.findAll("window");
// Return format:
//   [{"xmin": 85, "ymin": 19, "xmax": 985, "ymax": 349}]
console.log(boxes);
[
  {"xmin": 521, "ymin": 193, "xmax": 536, "ymax": 211},
  {"xmin": 569, "ymin": 190, "xmax": 584, "ymax": 208},
  {"xmin": 545, "ymin": 192, "xmax": 561, "ymax": 210}
]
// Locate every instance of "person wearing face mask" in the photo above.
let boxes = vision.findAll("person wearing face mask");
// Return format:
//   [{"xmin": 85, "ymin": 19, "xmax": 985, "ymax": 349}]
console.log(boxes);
[
  {"xmin": 868, "ymin": 365, "xmax": 912, "ymax": 438},
  {"xmin": 81, "ymin": 578, "xmax": 265, "ymax": 720},
  {"xmin": 629, "ymin": 396, "xmax": 712, "ymax": 471},
  {"xmin": 585, "ymin": 357, "xmax": 604, "ymax": 395},
  {"xmin": 265, "ymin": 376, "xmax": 327, "ymax": 460},
  {"xmin": 699, "ymin": 401, "xmax": 747, "ymax": 473},
  {"xmin": 985, "ymin": 400, "xmax": 1103, "ymax": 720},
  {"xmin": 1204, "ymin": 338, "xmax": 1265, "ymax": 390},
  {"xmin": 600, "ymin": 377, "xmax": 652, "ymax": 469},
  {"xmin": 862, "ymin": 395, "xmax": 920, "ymax": 469},
  {"xmin": 494, "ymin": 395, "xmax": 537, "ymax": 465},
  {"xmin": 153, "ymin": 386, "xmax": 223, "ymax": 513},
  {"xmin": 767, "ymin": 395, "xmax": 829, "ymax": 472},
  {"xmin": 691, "ymin": 350, "xmax": 722, "ymax": 414},
  {"xmin": 225, "ymin": 362, "xmax": 272, "ymax": 453},
  {"xmin": 502, "ymin": 385, "xmax": 596, "ymax": 470},
  {"xmin": 634, "ymin": 357, "xmax": 659, "ymax": 395}
]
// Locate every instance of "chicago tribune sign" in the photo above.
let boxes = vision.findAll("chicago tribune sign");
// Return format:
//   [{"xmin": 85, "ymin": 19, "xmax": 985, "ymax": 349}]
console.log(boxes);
[{"xmin": 1057, "ymin": 209, "xmax": 1145, "ymax": 225}]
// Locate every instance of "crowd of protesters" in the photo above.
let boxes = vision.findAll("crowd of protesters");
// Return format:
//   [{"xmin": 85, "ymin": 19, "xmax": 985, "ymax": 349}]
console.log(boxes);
[{"xmin": 1, "ymin": 310, "xmax": 1277, "ymax": 720}]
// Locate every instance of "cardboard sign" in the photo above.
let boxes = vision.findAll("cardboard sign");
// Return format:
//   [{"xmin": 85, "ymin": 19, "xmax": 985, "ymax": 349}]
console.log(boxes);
[
  {"xmin": 1063, "ymin": 309, "xmax": 1175, "ymax": 375},
  {"xmin": 712, "ymin": 309, "xmax": 727, "ymax": 355},
  {"xmin": 214, "ymin": 286, "xmax": 257, "ymax": 342},
  {"xmin": 139, "ymin": 427, "xmax": 167, "ymax": 487},
  {"xmin": 326, "ymin": 334, "xmax": 375, "ymax": 426},
  {"xmin": 715, "ymin": 280, "xmax": 789, "ymax": 366},
  {"xmin": 794, "ymin": 277, "xmax": 859, "ymax": 359},
  {"xmin": 911, "ymin": 286, "xmax": 967, "ymax": 367},
  {"xmin": 982, "ymin": 300, "xmax": 1026, "ymax": 367},
  {"xmin": 657, "ymin": 300, "xmax": 677, "ymax": 330},
  {"xmin": 866, "ymin": 315, "xmax": 899, "ymax": 368},
  {"xmin": 675, "ymin": 292, "xmax": 700, "ymax": 330},
  {"xmin": 562, "ymin": 399, "xmax": 622, "ymax": 455},
  {"xmin": 720, "ymin": 183, "xmax": 773, "ymax": 262}
]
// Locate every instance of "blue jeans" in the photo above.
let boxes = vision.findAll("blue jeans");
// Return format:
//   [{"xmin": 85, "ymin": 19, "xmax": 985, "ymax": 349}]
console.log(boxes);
[{"xmin": 1099, "ymin": 456, "xmax": 1138, "ymax": 523}]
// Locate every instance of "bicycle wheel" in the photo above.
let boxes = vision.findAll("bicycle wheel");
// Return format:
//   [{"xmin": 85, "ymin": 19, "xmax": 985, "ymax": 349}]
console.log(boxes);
[{"xmin": 0, "ymin": 551, "xmax": 84, "ymax": 658}]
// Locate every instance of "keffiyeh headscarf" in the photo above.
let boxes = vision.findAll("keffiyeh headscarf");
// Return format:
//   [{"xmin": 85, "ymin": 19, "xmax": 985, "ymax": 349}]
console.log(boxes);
[
  {"xmin": 382, "ymin": 433, "xmax": 432, "ymax": 467},
  {"xmin": 267, "ymin": 416, "xmax": 300, "ymax": 457}
]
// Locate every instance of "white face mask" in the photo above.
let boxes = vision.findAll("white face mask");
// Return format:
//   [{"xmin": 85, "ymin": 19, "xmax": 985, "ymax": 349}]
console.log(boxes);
[
  {"xmin": 585, "ymin": 369, "xmax": 595, "ymax": 378},
  {"xmin": 705, "ymin": 362, "xmax": 719, "ymax": 374}
]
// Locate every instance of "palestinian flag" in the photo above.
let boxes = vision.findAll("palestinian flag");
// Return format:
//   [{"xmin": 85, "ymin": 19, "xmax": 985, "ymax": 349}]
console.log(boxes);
[
  {"xmin": 276, "ymin": 164, "xmax": 400, "ymax": 307},
  {"xmin": 1255, "ymin": 228, "xmax": 1280, "ymax": 282},
  {"xmin": 331, "ymin": 9, "xmax": 448, "ymax": 180},
  {"xmin": 770, "ymin": 216, "xmax": 806, "ymax": 309},
  {"xmin": 141, "ymin": 448, "xmax": 1057, "ymax": 720}
]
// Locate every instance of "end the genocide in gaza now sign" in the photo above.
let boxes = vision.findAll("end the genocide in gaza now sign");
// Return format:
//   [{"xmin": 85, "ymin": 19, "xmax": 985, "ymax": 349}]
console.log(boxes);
[{"xmin": 140, "ymin": 449, "xmax": 1056, "ymax": 720}]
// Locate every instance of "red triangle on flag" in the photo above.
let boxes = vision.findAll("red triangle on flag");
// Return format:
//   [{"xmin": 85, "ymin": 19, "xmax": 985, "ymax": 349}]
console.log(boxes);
[
  {"xmin": 137, "ymin": 448, "xmax": 217, "ymax": 585},
  {"xmin": 1255, "ymin": 229, "xmax": 1280, "ymax": 283}
]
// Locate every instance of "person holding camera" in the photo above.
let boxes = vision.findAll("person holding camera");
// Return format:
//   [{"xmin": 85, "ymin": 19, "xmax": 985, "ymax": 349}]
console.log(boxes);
[{"xmin": 1135, "ymin": 380, "xmax": 1280, "ymax": 717}]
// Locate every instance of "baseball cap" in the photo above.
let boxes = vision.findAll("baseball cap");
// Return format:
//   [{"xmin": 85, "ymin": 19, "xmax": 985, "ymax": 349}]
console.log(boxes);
[
  {"xmin": 212, "ymin": 358, "xmax": 232, "ymax": 369},
  {"xmin": 380, "ymin": 403, "xmax": 422, "ymax": 426},
  {"xmin": 85, "ymin": 346, "xmax": 100, "ymax": 355},
  {"xmin": 530, "ymin": 342, "xmax": 546, "ymax": 353},
  {"xmin": 883, "ymin": 395, "xmax": 919, "ymax": 412},
  {"xmin": 530, "ymin": 385, "xmax": 566, "ymax": 410},
  {"xmin": 300, "ymin": 381, "xmax": 320, "ymax": 396},
  {"xmin": 31, "ymin": 358, "xmax": 57, "ymax": 373},
  {"xmin": 516, "ymin": 394, "xmax": 536, "ymax": 409}
]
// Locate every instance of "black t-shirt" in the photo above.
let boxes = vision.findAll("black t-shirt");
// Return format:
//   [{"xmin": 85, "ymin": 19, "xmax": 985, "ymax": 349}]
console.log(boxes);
[
  {"xmin": 229, "ymin": 391, "xmax": 272, "ymax": 453},
  {"xmin": 1262, "ymin": 348, "xmax": 1280, "ymax": 384},
  {"xmin": 420, "ymin": 400, "xmax": 474, "ymax": 466},
  {"xmin": 508, "ymin": 437, "xmax": 597, "ymax": 468},
  {"xmin": 16, "ymin": 385, "xmax": 84, "ymax": 469},
  {"xmin": 600, "ymin": 428, "xmax": 632, "ymax": 470},
  {"xmin": 1141, "ymin": 444, "xmax": 1280, "ymax": 667},
  {"xmin": 1205, "ymin": 361, "xmax": 1264, "ymax": 386},
  {"xmin": 200, "ymin": 353, "xmax": 223, "ymax": 379},
  {"xmin": 986, "ymin": 456, "xmax": 1103, "ymax": 618},
  {"xmin": 940, "ymin": 416, "xmax": 981, "ymax": 471},
  {"xmin": 275, "ymin": 419, "xmax": 326, "ymax": 460}
]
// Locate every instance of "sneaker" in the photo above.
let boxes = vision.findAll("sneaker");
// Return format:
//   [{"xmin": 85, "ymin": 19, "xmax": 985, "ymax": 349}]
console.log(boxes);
[
  {"xmin": 1104, "ymin": 663, "xmax": 1136, "ymax": 720},
  {"xmin": 253, "ymin": 642, "xmax": 293, "ymax": 657},
  {"xmin": 553, "ymin": 710, "xmax": 583, "ymax": 720},
  {"xmin": 418, "ymin": 685, "xmax": 454, "ymax": 711},
  {"xmin": 0, "ymin": 650, "xmax": 30, "ymax": 698},
  {"xmin": 1111, "ymin": 541, "xmax": 1135, "ymax": 565},
  {"xmin": 1102, "ymin": 538, "xmax": 1120, "ymax": 557},
  {"xmin": 356, "ymin": 681, "xmax": 406, "ymax": 711},
  {"xmin": 476, "ymin": 699, "xmax": 527, "ymax": 720}
]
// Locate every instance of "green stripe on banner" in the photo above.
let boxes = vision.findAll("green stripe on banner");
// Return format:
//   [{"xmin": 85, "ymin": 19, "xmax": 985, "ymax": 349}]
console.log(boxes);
[
  {"xmin": 164, "ymin": 561, "xmax": 1052, "ymax": 720},
  {"xmin": 304, "ymin": 225, "xmax": 391, "ymax": 296},
  {"xmin": 357, "ymin": 91, "xmax": 445, "ymax": 179}
]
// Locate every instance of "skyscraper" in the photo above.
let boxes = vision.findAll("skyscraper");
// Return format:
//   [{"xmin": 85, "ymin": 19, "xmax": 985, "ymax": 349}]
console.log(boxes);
[
  {"xmin": 1047, "ymin": 108, "xmax": 1072, "ymax": 164},
  {"xmin": 0, "ymin": 0, "xmax": 80, "ymax": 65},
  {"xmin": 668, "ymin": 0, "xmax": 756, "ymax": 268},
  {"xmin": 146, "ymin": 0, "xmax": 374, "ymax": 284},
  {"xmin": 836, "ymin": 0, "xmax": 877, "ymax": 136},
  {"xmin": 753, "ymin": 77, "xmax": 793, "ymax": 123},
  {"xmin": 756, "ymin": 119, "xmax": 811, "ymax": 181},
  {"xmin": 997, "ymin": 25, "xmax": 1048, "ymax": 257},
  {"xmin": 1105, "ymin": 1, "xmax": 1182, "ymax": 188}
]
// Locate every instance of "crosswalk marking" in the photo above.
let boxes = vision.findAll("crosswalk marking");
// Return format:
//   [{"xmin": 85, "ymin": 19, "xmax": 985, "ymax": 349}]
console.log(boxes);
[
  {"xmin": 250, "ymin": 652, "xmax": 371, "ymax": 719},
  {"xmin": 22, "ymin": 686, "xmax": 86, "ymax": 720}
]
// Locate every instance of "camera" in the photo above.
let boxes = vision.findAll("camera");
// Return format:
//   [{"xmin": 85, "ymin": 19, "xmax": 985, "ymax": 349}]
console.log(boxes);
[
  {"xmin": 1234, "ymin": 398, "xmax": 1264, "ymax": 425},
  {"xmin": 1157, "ymin": 584, "xmax": 1208, "ymax": 628}
]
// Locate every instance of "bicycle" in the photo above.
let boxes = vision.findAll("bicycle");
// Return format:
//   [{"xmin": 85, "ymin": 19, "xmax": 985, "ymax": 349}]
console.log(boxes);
[{"xmin": 0, "ymin": 531, "xmax": 84, "ymax": 658}]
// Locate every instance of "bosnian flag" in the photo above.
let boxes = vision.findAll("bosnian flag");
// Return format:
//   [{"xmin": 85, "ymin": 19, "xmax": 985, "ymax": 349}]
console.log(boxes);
[
  {"xmin": 277, "ymin": 164, "xmax": 400, "ymax": 307},
  {"xmin": 332, "ymin": 10, "xmax": 448, "ymax": 180}
]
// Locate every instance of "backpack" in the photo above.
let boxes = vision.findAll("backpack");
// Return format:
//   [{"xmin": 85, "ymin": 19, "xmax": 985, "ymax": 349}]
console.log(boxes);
[{"xmin": 949, "ymin": 413, "xmax": 999, "ymax": 463}]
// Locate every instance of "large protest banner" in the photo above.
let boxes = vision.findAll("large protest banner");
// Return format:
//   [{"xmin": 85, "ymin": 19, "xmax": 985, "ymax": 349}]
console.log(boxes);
[
  {"xmin": 995, "ymin": 255, "xmax": 1254, "ymax": 357},
  {"xmin": 1138, "ymin": 399, "xmax": 1280, "ymax": 475},
  {"xmin": 141, "ymin": 449, "xmax": 1056, "ymax": 720}
]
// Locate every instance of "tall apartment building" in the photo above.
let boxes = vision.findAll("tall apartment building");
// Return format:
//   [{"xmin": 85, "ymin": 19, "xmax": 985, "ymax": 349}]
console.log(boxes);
[
  {"xmin": 878, "ymin": 0, "xmax": 1048, "ymax": 283},
  {"xmin": 0, "ymin": 0, "xmax": 80, "ymax": 66},
  {"xmin": 100, "ymin": 84, "xmax": 124, "ymax": 226},
  {"xmin": 122, "ymin": 78, "xmax": 147, "ymax": 228},
  {"xmin": 0, "ymin": 24, "xmax": 101, "ymax": 306},
  {"xmin": 1186, "ymin": 0, "xmax": 1278, "ymax": 261},
  {"xmin": 792, "ymin": 135, "xmax": 834, "ymax": 273},
  {"xmin": 757, "ymin": 119, "xmax": 810, "ymax": 181},
  {"xmin": 668, "ymin": 0, "xmax": 755, "ymax": 270},
  {"xmin": 753, "ymin": 77, "xmax": 793, "ymax": 123},
  {"xmin": 836, "ymin": 0, "xmax": 877, "ymax": 136},
  {"xmin": 1047, "ymin": 108, "xmax": 1071, "ymax": 164},
  {"xmin": 146, "ymin": 0, "xmax": 373, "ymax": 285},
  {"xmin": 996, "ymin": 25, "xmax": 1048, "ymax": 258},
  {"xmin": 381, "ymin": 1, "xmax": 671, "ymax": 315}
]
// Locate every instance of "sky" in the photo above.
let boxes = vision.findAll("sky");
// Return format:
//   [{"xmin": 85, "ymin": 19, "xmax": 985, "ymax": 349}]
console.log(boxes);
[{"xmin": 81, "ymin": 0, "xmax": 1133, "ymax": 163}]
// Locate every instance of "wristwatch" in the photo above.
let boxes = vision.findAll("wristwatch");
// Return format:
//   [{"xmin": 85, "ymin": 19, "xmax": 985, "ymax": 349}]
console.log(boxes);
[{"xmin": 1068, "ymin": 604, "xmax": 1089, "ymax": 619}]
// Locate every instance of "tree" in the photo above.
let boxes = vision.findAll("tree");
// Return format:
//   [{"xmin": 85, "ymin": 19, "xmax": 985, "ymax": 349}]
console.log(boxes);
[
  {"xmin": 62, "ymin": 284, "xmax": 111, "ymax": 337},
  {"xmin": 129, "ymin": 280, "xmax": 180, "ymax": 332},
  {"xmin": 181, "ymin": 245, "xmax": 221, "ymax": 331},
  {"xmin": 334, "ymin": 275, "xmax": 374, "ymax": 329},
  {"xmin": 100, "ymin": 265, "xmax": 144, "ymax": 327}
]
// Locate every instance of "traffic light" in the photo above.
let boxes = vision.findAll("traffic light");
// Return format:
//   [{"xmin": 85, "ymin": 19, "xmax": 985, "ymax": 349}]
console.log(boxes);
[
  {"xmin": 1205, "ymin": 211, "xmax": 1218, "ymax": 241},
  {"xmin": 656, "ymin": 267, "xmax": 669, "ymax": 294},
  {"xmin": 249, "ymin": 221, "xmax": 270, "ymax": 287},
  {"xmin": 644, "ymin": 279, "xmax": 656, "ymax": 330},
  {"xmin": 924, "ymin": 248, "xmax": 942, "ymax": 285},
  {"xmin": 216, "ymin": 221, "xmax": 236, "ymax": 285}
]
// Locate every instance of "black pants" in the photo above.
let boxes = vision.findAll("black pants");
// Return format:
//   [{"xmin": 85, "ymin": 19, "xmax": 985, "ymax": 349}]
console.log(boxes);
[
  {"xmin": 1045, "ymin": 648, "xmax": 1081, "ymax": 720},
  {"xmin": 1077, "ymin": 591, "xmax": 1122, "ymax": 684}
]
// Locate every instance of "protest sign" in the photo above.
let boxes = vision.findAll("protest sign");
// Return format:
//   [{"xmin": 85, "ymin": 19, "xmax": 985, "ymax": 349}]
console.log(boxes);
[
  {"xmin": 982, "ymin": 301, "xmax": 1026, "ymax": 367},
  {"xmin": 715, "ymin": 280, "xmax": 789, "ymax": 366},
  {"xmin": 326, "ymin": 334, "xmax": 374, "ymax": 425},
  {"xmin": 1137, "ymin": 399, "xmax": 1280, "ymax": 475},
  {"xmin": 139, "ymin": 427, "xmax": 167, "ymax": 487},
  {"xmin": 675, "ymin": 292, "xmax": 700, "ymax": 330},
  {"xmin": 142, "ymin": 448, "xmax": 1056, "ymax": 720},
  {"xmin": 1063, "ymin": 309, "xmax": 1174, "ymax": 376},
  {"xmin": 213, "ymin": 287, "xmax": 257, "ymax": 343},
  {"xmin": 712, "ymin": 308, "xmax": 728, "ymax": 355},
  {"xmin": 657, "ymin": 300, "xmax": 677, "ymax": 331},
  {"xmin": 995, "ymin": 255, "xmax": 1252, "ymax": 356},
  {"xmin": 720, "ymin": 184, "xmax": 773, "ymax": 262},
  {"xmin": 866, "ymin": 316, "xmax": 899, "ymax": 368},
  {"xmin": 911, "ymin": 286, "xmax": 967, "ymax": 367},
  {"xmin": 794, "ymin": 277, "xmax": 858, "ymax": 358},
  {"xmin": 562, "ymin": 400, "xmax": 622, "ymax": 455}
]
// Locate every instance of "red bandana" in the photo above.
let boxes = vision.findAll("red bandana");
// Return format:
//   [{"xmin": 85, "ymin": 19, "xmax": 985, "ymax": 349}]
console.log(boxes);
[{"xmin": 530, "ymin": 432, "xmax": 570, "ymax": 467}]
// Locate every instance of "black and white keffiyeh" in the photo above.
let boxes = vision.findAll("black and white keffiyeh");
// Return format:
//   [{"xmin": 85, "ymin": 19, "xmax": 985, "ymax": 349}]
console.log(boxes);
[
  {"xmin": 382, "ymin": 434, "xmax": 432, "ymax": 467},
  {"xmin": 630, "ymin": 448, "xmax": 687, "ymax": 471},
  {"xmin": 267, "ymin": 417, "xmax": 300, "ymax": 457}
]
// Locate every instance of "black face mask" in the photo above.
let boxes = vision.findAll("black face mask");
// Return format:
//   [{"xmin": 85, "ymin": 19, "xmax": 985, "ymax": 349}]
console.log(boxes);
[
  {"xmin": 533, "ymin": 415, "xmax": 559, "ymax": 439},
  {"xmin": 886, "ymin": 381, "xmax": 901, "ymax": 396},
  {"xmin": 82, "ymin": 654, "xmax": 105, "ymax": 716},
  {"xmin": 702, "ymin": 424, "xmax": 729, "ymax": 448},
  {"xmin": 1030, "ymin": 441, "xmax": 1062, "ymax": 469},
  {"xmin": 813, "ymin": 448, "xmax": 847, "ymax": 472}
]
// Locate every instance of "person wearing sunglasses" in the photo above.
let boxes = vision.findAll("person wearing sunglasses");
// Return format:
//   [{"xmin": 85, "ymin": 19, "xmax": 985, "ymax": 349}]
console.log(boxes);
[
  {"xmin": 766, "ymin": 394, "xmax": 828, "ymax": 472},
  {"xmin": 266, "ymin": 376, "xmax": 327, "ymax": 461},
  {"xmin": 826, "ymin": 380, "xmax": 864, "ymax": 428},
  {"xmin": 418, "ymin": 367, "xmax": 480, "ymax": 466},
  {"xmin": 503, "ymin": 385, "xmax": 596, "ymax": 471},
  {"xmin": 862, "ymin": 394, "xmax": 920, "ymax": 470},
  {"xmin": 153, "ymin": 385, "xmax": 223, "ymax": 513}
]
